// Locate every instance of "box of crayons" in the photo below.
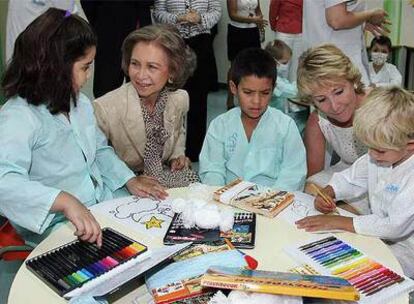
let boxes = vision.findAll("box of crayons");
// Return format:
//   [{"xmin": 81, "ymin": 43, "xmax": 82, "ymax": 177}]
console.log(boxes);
[
  {"xmin": 285, "ymin": 235, "xmax": 414, "ymax": 303},
  {"xmin": 25, "ymin": 227, "xmax": 148, "ymax": 297}
]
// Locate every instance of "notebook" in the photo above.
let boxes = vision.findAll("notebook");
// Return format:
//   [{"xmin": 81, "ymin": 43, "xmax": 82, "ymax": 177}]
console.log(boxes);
[{"xmin": 163, "ymin": 212, "xmax": 256, "ymax": 249}]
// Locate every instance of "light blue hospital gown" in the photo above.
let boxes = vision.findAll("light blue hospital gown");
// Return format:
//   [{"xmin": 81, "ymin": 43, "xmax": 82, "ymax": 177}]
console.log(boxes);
[
  {"xmin": 199, "ymin": 107, "xmax": 306, "ymax": 191},
  {"xmin": 0, "ymin": 94, "xmax": 135, "ymax": 243}
]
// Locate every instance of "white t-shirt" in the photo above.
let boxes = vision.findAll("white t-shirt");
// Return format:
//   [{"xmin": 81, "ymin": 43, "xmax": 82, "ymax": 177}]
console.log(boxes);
[
  {"xmin": 369, "ymin": 62, "xmax": 402, "ymax": 87},
  {"xmin": 302, "ymin": 0, "xmax": 370, "ymax": 85},
  {"xmin": 6, "ymin": 0, "xmax": 79, "ymax": 62},
  {"xmin": 229, "ymin": 0, "xmax": 258, "ymax": 29}
]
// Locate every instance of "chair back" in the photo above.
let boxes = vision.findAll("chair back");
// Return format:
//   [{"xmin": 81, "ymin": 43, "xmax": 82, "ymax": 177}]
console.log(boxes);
[{"xmin": 0, "ymin": 218, "xmax": 32, "ymax": 261}]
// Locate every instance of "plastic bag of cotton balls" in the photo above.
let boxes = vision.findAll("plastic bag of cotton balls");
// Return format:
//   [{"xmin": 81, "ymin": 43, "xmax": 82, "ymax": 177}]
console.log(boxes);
[
  {"xmin": 170, "ymin": 198, "xmax": 234, "ymax": 232},
  {"xmin": 208, "ymin": 290, "xmax": 303, "ymax": 304},
  {"xmin": 186, "ymin": 183, "xmax": 213, "ymax": 202}
]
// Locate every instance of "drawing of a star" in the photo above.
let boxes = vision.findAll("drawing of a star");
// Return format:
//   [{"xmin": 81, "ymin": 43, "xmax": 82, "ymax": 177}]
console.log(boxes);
[{"xmin": 144, "ymin": 216, "xmax": 164, "ymax": 229}]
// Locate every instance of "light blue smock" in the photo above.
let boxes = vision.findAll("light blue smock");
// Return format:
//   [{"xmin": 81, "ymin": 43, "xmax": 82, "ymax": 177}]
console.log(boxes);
[
  {"xmin": 0, "ymin": 94, "xmax": 135, "ymax": 242},
  {"xmin": 270, "ymin": 76, "xmax": 298, "ymax": 111},
  {"xmin": 199, "ymin": 107, "xmax": 306, "ymax": 191}
]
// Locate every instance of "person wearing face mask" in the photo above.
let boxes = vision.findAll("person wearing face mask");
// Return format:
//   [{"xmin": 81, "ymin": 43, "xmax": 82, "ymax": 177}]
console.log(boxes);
[
  {"xmin": 369, "ymin": 36, "xmax": 402, "ymax": 88},
  {"xmin": 265, "ymin": 40, "xmax": 299, "ymax": 113},
  {"xmin": 269, "ymin": 0, "xmax": 303, "ymax": 82}
]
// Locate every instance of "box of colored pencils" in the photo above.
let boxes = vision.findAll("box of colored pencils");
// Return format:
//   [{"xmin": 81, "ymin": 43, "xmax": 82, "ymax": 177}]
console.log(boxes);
[
  {"xmin": 200, "ymin": 266, "xmax": 360, "ymax": 301},
  {"xmin": 25, "ymin": 228, "xmax": 147, "ymax": 297},
  {"xmin": 285, "ymin": 235, "xmax": 414, "ymax": 303}
]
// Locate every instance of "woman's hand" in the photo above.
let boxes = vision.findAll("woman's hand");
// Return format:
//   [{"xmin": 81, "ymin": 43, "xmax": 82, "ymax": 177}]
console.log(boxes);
[
  {"xmin": 296, "ymin": 215, "xmax": 354, "ymax": 233},
  {"xmin": 252, "ymin": 16, "xmax": 268, "ymax": 28},
  {"xmin": 170, "ymin": 155, "xmax": 191, "ymax": 172},
  {"xmin": 186, "ymin": 9, "xmax": 201, "ymax": 24},
  {"xmin": 368, "ymin": 9, "xmax": 389, "ymax": 26},
  {"xmin": 51, "ymin": 191, "xmax": 102, "ymax": 247},
  {"xmin": 126, "ymin": 176, "xmax": 168, "ymax": 200}
]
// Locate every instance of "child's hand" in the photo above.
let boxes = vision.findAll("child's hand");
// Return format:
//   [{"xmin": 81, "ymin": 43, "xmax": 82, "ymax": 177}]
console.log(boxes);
[
  {"xmin": 314, "ymin": 186, "xmax": 337, "ymax": 214},
  {"xmin": 126, "ymin": 176, "xmax": 168, "ymax": 200},
  {"xmin": 52, "ymin": 192, "xmax": 102, "ymax": 247},
  {"xmin": 170, "ymin": 155, "xmax": 191, "ymax": 171},
  {"xmin": 296, "ymin": 215, "xmax": 354, "ymax": 233},
  {"xmin": 315, "ymin": 195, "xmax": 336, "ymax": 213}
]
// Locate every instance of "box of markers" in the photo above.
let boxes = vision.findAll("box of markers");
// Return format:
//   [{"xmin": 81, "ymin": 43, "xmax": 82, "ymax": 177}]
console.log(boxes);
[
  {"xmin": 25, "ymin": 228, "xmax": 148, "ymax": 297},
  {"xmin": 284, "ymin": 235, "xmax": 414, "ymax": 304}
]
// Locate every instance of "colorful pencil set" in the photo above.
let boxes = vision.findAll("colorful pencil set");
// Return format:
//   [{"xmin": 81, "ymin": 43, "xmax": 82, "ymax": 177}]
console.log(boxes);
[
  {"xmin": 285, "ymin": 235, "xmax": 414, "ymax": 303},
  {"xmin": 201, "ymin": 266, "xmax": 360, "ymax": 301},
  {"xmin": 26, "ymin": 228, "xmax": 147, "ymax": 297}
]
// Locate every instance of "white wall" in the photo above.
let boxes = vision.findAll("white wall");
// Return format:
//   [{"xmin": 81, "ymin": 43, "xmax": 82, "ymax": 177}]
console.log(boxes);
[{"xmin": 399, "ymin": 1, "xmax": 414, "ymax": 47}]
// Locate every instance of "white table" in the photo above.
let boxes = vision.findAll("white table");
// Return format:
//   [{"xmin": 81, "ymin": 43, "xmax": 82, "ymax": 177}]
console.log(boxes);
[{"xmin": 8, "ymin": 188, "xmax": 409, "ymax": 303}]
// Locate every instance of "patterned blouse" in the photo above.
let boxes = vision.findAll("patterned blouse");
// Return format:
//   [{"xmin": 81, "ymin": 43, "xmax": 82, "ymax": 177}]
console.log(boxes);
[{"xmin": 153, "ymin": 0, "xmax": 222, "ymax": 39}]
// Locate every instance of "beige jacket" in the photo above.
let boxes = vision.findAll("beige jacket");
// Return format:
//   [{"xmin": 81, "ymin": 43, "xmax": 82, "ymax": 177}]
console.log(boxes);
[{"xmin": 94, "ymin": 83, "xmax": 189, "ymax": 173}]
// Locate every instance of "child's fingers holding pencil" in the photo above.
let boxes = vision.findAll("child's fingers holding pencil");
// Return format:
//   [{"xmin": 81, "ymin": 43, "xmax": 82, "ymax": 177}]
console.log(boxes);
[
  {"xmin": 315, "ymin": 195, "xmax": 336, "ymax": 213},
  {"xmin": 311, "ymin": 184, "xmax": 337, "ymax": 213}
]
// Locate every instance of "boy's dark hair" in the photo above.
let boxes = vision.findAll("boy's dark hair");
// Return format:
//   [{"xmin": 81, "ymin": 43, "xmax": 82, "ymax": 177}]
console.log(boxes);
[
  {"xmin": 370, "ymin": 36, "xmax": 392, "ymax": 52},
  {"xmin": 1, "ymin": 8, "xmax": 97, "ymax": 114},
  {"xmin": 230, "ymin": 48, "xmax": 276, "ymax": 87}
]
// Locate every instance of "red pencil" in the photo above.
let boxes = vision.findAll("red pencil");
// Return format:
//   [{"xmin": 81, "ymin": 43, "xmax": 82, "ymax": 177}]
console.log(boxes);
[{"xmin": 224, "ymin": 238, "xmax": 258, "ymax": 270}]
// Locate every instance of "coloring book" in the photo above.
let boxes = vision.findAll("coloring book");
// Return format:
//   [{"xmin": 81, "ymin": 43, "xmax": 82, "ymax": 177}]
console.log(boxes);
[{"xmin": 90, "ymin": 195, "xmax": 174, "ymax": 238}]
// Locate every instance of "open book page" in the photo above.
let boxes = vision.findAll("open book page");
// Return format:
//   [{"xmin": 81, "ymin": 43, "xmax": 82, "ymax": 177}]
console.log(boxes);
[
  {"xmin": 279, "ymin": 192, "xmax": 357, "ymax": 232},
  {"xmin": 90, "ymin": 195, "xmax": 174, "ymax": 239}
]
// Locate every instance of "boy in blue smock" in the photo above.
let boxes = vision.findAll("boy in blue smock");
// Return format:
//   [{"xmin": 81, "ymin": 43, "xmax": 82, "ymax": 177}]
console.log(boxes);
[{"xmin": 199, "ymin": 48, "xmax": 306, "ymax": 191}]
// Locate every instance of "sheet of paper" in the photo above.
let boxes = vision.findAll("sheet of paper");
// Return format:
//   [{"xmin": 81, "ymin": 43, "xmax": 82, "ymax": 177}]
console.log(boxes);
[
  {"xmin": 279, "ymin": 191, "xmax": 356, "ymax": 230},
  {"xmin": 90, "ymin": 195, "xmax": 174, "ymax": 238}
]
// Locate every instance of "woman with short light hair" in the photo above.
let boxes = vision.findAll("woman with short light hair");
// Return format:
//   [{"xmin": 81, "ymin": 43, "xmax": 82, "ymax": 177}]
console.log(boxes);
[{"xmin": 297, "ymin": 44, "xmax": 372, "ymax": 214}]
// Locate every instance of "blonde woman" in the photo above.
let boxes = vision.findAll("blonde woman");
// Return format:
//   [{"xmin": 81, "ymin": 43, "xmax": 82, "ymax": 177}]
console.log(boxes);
[{"xmin": 297, "ymin": 44, "xmax": 372, "ymax": 213}]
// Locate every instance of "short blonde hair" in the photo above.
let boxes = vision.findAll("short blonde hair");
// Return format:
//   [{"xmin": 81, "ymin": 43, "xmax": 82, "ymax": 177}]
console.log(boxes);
[
  {"xmin": 354, "ymin": 87, "xmax": 414, "ymax": 150},
  {"xmin": 265, "ymin": 39, "xmax": 292, "ymax": 61},
  {"xmin": 297, "ymin": 44, "xmax": 364, "ymax": 104}
]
